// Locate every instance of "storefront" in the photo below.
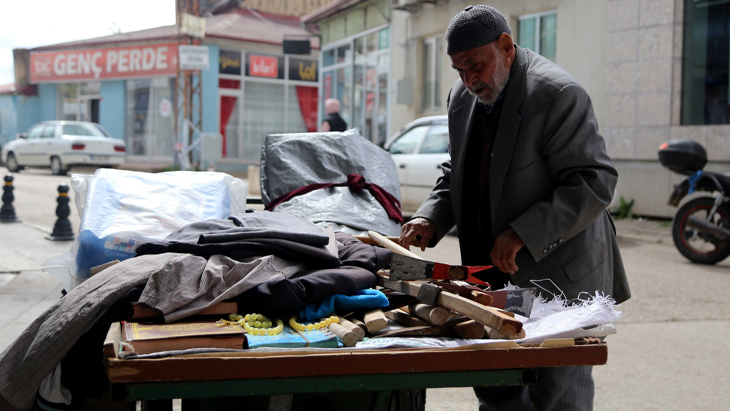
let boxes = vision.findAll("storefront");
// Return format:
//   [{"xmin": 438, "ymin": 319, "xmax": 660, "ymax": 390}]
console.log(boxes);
[
  {"xmin": 11, "ymin": 8, "xmax": 319, "ymax": 171},
  {"xmin": 302, "ymin": 0, "xmax": 392, "ymax": 146},
  {"xmin": 217, "ymin": 49, "xmax": 318, "ymax": 163}
]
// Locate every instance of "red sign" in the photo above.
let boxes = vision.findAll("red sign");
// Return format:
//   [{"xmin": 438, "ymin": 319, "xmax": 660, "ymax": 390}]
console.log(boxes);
[
  {"xmin": 249, "ymin": 55, "xmax": 278, "ymax": 78},
  {"xmin": 30, "ymin": 43, "xmax": 179, "ymax": 83}
]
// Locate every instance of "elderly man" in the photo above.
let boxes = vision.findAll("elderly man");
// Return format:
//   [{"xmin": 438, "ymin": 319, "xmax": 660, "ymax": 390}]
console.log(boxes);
[
  {"xmin": 399, "ymin": 5, "xmax": 631, "ymax": 411},
  {"xmin": 320, "ymin": 98, "xmax": 348, "ymax": 132}
]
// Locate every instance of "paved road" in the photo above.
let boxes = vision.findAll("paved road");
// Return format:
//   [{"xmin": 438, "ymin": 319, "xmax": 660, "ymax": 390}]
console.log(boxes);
[{"xmin": 2, "ymin": 168, "xmax": 729, "ymax": 410}]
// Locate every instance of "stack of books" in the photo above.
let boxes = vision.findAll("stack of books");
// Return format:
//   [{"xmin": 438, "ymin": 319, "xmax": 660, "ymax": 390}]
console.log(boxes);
[{"xmin": 122, "ymin": 320, "xmax": 246, "ymax": 355}]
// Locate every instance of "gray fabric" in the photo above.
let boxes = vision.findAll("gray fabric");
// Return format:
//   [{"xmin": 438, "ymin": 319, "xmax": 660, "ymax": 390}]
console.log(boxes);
[
  {"xmin": 150, "ymin": 212, "xmax": 329, "ymax": 245},
  {"xmin": 0, "ymin": 253, "xmax": 201, "ymax": 411},
  {"xmin": 259, "ymin": 130, "xmax": 402, "ymax": 236},
  {"xmin": 140, "ymin": 254, "xmax": 309, "ymax": 323},
  {"xmin": 413, "ymin": 45, "xmax": 630, "ymax": 304},
  {"xmin": 474, "ymin": 366, "xmax": 594, "ymax": 411},
  {"xmin": 446, "ymin": 5, "xmax": 512, "ymax": 55}
]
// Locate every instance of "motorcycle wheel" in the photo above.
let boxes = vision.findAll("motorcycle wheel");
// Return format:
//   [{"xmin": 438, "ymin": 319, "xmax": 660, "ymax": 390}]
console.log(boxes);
[{"xmin": 672, "ymin": 197, "xmax": 730, "ymax": 264}]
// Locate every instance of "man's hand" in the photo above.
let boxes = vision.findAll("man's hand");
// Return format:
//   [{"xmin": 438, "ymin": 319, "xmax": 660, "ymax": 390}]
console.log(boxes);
[
  {"xmin": 491, "ymin": 227, "xmax": 525, "ymax": 275},
  {"xmin": 399, "ymin": 217, "xmax": 436, "ymax": 251}
]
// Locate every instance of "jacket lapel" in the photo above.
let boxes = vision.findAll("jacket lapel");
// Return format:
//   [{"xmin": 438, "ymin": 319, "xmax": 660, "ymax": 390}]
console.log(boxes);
[{"xmin": 490, "ymin": 47, "xmax": 527, "ymax": 223}]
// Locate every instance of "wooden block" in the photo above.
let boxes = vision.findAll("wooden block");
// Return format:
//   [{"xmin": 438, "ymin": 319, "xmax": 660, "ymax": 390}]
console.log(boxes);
[
  {"xmin": 403, "ymin": 303, "xmax": 451, "ymax": 325},
  {"xmin": 385, "ymin": 309, "xmax": 430, "ymax": 327},
  {"xmin": 348, "ymin": 317, "xmax": 368, "ymax": 335},
  {"xmin": 452, "ymin": 319, "xmax": 485, "ymax": 339},
  {"xmin": 328, "ymin": 322, "xmax": 358, "ymax": 347},
  {"xmin": 485, "ymin": 325, "xmax": 526, "ymax": 340},
  {"xmin": 470, "ymin": 290, "xmax": 494, "ymax": 306},
  {"xmin": 338, "ymin": 317, "xmax": 365, "ymax": 341},
  {"xmin": 363, "ymin": 309, "xmax": 388, "ymax": 333}
]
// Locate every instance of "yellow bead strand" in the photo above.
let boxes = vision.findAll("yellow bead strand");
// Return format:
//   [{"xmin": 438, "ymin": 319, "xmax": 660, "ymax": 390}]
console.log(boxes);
[
  {"xmin": 233, "ymin": 313, "xmax": 284, "ymax": 336},
  {"xmin": 289, "ymin": 315, "xmax": 339, "ymax": 331}
]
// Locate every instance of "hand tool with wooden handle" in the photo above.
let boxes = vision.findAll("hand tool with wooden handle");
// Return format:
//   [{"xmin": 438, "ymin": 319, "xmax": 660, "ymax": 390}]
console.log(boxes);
[
  {"xmin": 368, "ymin": 230, "xmax": 490, "ymax": 286},
  {"xmin": 377, "ymin": 273, "xmax": 523, "ymax": 336}
]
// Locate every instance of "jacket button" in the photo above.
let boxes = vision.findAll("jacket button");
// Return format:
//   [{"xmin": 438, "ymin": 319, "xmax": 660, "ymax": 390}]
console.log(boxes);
[
  {"xmin": 543, "ymin": 248, "xmax": 548, "ymax": 254},
  {"xmin": 558, "ymin": 238, "xmax": 563, "ymax": 244}
]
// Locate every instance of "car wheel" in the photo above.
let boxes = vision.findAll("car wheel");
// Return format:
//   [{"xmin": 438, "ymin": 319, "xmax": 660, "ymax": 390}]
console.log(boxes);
[
  {"xmin": 50, "ymin": 156, "xmax": 68, "ymax": 175},
  {"xmin": 5, "ymin": 153, "xmax": 20, "ymax": 172}
]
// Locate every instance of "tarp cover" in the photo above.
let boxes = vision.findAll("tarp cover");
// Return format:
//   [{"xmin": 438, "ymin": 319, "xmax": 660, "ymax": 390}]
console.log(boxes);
[{"xmin": 260, "ymin": 130, "xmax": 402, "ymax": 236}]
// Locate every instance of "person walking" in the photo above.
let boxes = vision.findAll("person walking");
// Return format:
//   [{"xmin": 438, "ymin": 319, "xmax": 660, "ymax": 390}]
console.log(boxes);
[
  {"xmin": 320, "ymin": 98, "xmax": 348, "ymax": 132},
  {"xmin": 398, "ymin": 5, "xmax": 631, "ymax": 411}
]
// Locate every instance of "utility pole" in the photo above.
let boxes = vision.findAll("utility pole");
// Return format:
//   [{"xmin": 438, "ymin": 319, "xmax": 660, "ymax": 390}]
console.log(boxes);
[{"xmin": 175, "ymin": 0, "xmax": 203, "ymax": 169}]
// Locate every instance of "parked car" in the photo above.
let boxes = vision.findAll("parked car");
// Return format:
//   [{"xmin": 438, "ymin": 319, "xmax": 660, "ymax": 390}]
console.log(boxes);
[
  {"xmin": 384, "ymin": 115, "xmax": 450, "ymax": 212},
  {"xmin": 2, "ymin": 121, "xmax": 126, "ymax": 175}
]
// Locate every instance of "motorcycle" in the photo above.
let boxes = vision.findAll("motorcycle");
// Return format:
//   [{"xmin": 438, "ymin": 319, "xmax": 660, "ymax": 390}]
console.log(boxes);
[{"xmin": 659, "ymin": 140, "xmax": 730, "ymax": 264}]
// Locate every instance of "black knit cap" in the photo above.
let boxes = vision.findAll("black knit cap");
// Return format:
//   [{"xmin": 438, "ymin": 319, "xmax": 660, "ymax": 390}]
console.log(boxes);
[{"xmin": 445, "ymin": 5, "xmax": 512, "ymax": 55}]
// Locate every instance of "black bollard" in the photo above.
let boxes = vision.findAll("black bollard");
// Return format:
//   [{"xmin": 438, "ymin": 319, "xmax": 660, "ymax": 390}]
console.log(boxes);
[
  {"xmin": 45, "ymin": 183, "xmax": 75, "ymax": 241},
  {"xmin": 1, "ymin": 174, "xmax": 21, "ymax": 223}
]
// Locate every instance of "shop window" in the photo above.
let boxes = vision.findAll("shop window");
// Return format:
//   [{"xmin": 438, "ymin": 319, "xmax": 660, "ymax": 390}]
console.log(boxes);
[
  {"xmin": 59, "ymin": 84, "xmax": 78, "ymax": 121},
  {"xmin": 422, "ymin": 36, "xmax": 442, "ymax": 113},
  {"xmin": 125, "ymin": 78, "xmax": 175, "ymax": 156},
  {"xmin": 518, "ymin": 11, "xmax": 557, "ymax": 61},
  {"xmin": 57, "ymin": 82, "xmax": 101, "ymax": 122},
  {"xmin": 320, "ymin": 27, "xmax": 390, "ymax": 144},
  {"xmin": 682, "ymin": 0, "xmax": 730, "ymax": 125},
  {"xmin": 243, "ymin": 82, "xmax": 286, "ymax": 163}
]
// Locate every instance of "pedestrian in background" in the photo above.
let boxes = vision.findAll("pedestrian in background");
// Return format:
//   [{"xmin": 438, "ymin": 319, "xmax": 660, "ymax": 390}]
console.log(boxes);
[
  {"xmin": 398, "ymin": 5, "xmax": 631, "ymax": 410},
  {"xmin": 320, "ymin": 98, "xmax": 348, "ymax": 132}
]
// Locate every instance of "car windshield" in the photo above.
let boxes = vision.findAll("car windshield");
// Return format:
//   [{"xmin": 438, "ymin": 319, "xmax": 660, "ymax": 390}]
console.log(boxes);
[
  {"xmin": 388, "ymin": 126, "xmax": 429, "ymax": 155},
  {"xmin": 62, "ymin": 124, "xmax": 110, "ymax": 137}
]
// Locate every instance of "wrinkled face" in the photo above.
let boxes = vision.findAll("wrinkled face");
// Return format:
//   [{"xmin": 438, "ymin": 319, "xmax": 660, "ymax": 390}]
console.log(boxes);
[{"xmin": 450, "ymin": 39, "xmax": 512, "ymax": 105}]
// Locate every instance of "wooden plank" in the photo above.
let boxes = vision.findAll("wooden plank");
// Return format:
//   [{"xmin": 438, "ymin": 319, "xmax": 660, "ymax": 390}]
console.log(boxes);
[
  {"xmin": 106, "ymin": 344, "xmax": 608, "ymax": 383},
  {"xmin": 377, "ymin": 274, "xmax": 523, "ymax": 336}
]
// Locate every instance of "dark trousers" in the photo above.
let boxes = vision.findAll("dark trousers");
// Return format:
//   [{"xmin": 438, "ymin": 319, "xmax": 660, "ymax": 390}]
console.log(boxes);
[{"xmin": 474, "ymin": 366, "xmax": 594, "ymax": 411}]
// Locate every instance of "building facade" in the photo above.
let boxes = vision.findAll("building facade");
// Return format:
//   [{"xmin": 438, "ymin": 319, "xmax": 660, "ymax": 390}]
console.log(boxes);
[
  {"xmin": 6, "ymin": 6, "xmax": 321, "ymax": 173},
  {"xmin": 302, "ymin": 0, "xmax": 393, "ymax": 146},
  {"xmin": 307, "ymin": 0, "xmax": 727, "ymax": 218}
]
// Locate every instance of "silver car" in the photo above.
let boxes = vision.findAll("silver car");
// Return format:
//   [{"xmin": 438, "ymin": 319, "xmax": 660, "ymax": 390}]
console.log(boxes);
[
  {"xmin": 385, "ymin": 115, "xmax": 450, "ymax": 212},
  {"xmin": 3, "ymin": 121, "xmax": 126, "ymax": 175}
]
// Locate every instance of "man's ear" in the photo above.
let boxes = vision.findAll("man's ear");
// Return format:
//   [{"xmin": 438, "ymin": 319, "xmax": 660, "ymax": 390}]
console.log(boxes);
[{"xmin": 498, "ymin": 33, "xmax": 515, "ymax": 58}]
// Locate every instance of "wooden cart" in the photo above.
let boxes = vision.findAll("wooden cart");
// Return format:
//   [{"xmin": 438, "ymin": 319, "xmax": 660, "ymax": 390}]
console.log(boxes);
[{"xmin": 104, "ymin": 323, "xmax": 607, "ymax": 411}]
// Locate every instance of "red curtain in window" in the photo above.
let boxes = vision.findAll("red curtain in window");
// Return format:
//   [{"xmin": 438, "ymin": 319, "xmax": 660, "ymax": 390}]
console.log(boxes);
[
  {"xmin": 295, "ymin": 86, "xmax": 318, "ymax": 132},
  {"xmin": 219, "ymin": 79, "xmax": 240, "ymax": 157}
]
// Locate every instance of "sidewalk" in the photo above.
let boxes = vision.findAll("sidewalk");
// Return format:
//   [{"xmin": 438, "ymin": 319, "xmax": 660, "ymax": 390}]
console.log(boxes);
[{"xmin": 0, "ymin": 221, "xmax": 68, "ymax": 350}]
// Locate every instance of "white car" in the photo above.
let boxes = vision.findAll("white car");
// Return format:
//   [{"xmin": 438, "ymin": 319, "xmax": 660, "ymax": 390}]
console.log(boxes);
[
  {"xmin": 3, "ymin": 121, "xmax": 126, "ymax": 175},
  {"xmin": 385, "ymin": 115, "xmax": 450, "ymax": 212}
]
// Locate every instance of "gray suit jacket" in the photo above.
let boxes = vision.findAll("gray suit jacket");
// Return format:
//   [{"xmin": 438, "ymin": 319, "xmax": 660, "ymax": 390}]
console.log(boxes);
[{"xmin": 414, "ymin": 46, "xmax": 630, "ymax": 304}]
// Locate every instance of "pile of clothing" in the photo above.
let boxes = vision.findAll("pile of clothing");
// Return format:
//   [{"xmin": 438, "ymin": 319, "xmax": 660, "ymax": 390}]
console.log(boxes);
[{"xmin": 0, "ymin": 211, "xmax": 392, "ymax": 411}]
